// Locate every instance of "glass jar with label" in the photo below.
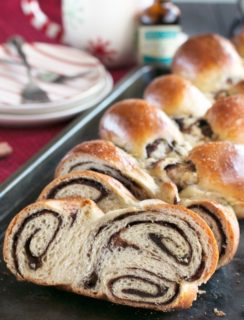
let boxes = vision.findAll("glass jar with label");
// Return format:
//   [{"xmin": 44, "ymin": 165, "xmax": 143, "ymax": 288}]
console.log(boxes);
[{"xmin": 138, "ymin": 0, "xmax": 181, "ymax": 65}]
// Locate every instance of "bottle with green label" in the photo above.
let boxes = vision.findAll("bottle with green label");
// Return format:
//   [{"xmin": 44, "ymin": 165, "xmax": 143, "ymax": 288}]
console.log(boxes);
[{"xmin": 138, "ymin": 0, "xmax": 182, "ymax": 66}]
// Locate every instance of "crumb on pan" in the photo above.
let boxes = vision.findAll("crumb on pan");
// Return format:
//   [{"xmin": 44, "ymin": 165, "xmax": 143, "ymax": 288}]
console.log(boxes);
[
  {"xmin": 198, "ymin": 289, "xmax": 207, "ymax": 295},
  {"xmin": 213, "ymin": 308, "xmax": 226, "ymax": 317},
  {"xmin": 0, "ymin": 142, "xmax": 12, "ymax": 158}
]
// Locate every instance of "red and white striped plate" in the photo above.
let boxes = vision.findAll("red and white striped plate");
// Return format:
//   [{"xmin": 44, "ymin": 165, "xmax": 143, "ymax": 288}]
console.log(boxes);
[
  {"xmin": 0, "ymin": 42, "xmax": 112, "ymax": 115},
  {"xmin": 0, "ymin": 72, "xmax": 113, "ymax": 126}
]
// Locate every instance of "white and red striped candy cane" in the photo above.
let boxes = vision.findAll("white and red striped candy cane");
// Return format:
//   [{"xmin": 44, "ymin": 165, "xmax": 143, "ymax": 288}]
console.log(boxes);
[{"xmin": 21, "ymin": 0, "xmax": 63, "ymax": 41}]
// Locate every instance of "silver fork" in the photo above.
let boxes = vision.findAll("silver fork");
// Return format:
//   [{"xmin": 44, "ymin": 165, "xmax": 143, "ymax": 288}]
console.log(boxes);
[
  {"xmin": 8, "ymin": 36, "xmax": 50, "ymax": 104},
  {"xmin": 0, "ymin": 58, "xmax": 93, "ymax": 84},
  {"xmin": 37, "ymin": 69, "xmax": 93, "ymax": 84}
]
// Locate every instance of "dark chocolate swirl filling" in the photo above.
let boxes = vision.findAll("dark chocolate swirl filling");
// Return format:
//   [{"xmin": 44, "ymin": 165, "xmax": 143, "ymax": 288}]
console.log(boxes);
[
  {"xmin": 165, "ymin": 161, "xmax": 197, "ymax": 192},
  {"xmin": 146, "ymin": 139, "xmax": 182, "ymax": 159},
  {"xmin": 108, "ymin": 270, "xmax": 180, "ymax": 305},
  {"xmin": 149, "ymin": 231, "xmax": 191, "ymax": 266},
  {"xmin": 12, "ymin": 210, "xmax": 62, "ymax": 276},
  {"xmin": 188, "ymin": 204, "xmax": 227, "ymax": 257},
  {"xmin": 83, "ymin": 210, "xmax": 206, "ymax": 306},
  {"xmin": 196, "ymin": 119, "xmax": 214, "ymax": 138},
  {"xmin": 146, "ymin": 139, "xmax": 172, "ymax": 158},
  {"xmin": 174, "ymin": 117, "xmax": 185, "ymax": 132},
  {"xmin": 174, "ymin": 117, "xmax": 213, "ymax": 138},
  {"xmin": 46, "ymin": 177, "xmax": 109, "ymax": 203},
  {"xmin": 69, "ymin": 162, "xmax": 148, "ymax": 200}
]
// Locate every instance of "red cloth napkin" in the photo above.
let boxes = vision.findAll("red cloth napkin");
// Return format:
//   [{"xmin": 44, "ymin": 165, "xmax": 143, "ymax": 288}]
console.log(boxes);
[
  {"xmin": 0, "ymin": 0, "xmax": 62, "ymax": 44},
  {"xmin": 0, "ymin": 1, "xmax": 131, "ymax": 183}
]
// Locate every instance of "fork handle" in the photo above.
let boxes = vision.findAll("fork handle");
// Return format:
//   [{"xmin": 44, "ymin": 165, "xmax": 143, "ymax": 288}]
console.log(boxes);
[{"xmin": 8, "ymin": 36, "xmax": 32, "ymax": 77}]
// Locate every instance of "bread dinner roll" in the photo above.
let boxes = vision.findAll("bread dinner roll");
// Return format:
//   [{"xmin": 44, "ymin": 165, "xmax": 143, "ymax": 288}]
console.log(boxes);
[
  {"xmin": 177, "ymin": 94, "xmax": 244, "ymax": 146},
  {"xmin": 226, "ymin": 80, "xmax": 244, "ymax": 96},
  {"xmin": 99, "ymin": 99, "xmax": 191, "ymax": 160},
  {"xmin": 232, "ymin": 32, "xmax": 244, "ymax": 58},
  {"xmin": 205, "ymin": 95, "xmax": 244, "ymax": 144},
  {"xmin": 3, "ymin": 199, "xmax": 218, "ymax": 312},
  {"xmin": 165, "ymin": 142, "xmax": 244, "ymax": 218},
  {"xmin": 144, "ymin": 74, "xmax": 211, "ymax": 117},
  {"xmin": 172, "ymin": 34, "xmax": 244, "ymax": 95}
]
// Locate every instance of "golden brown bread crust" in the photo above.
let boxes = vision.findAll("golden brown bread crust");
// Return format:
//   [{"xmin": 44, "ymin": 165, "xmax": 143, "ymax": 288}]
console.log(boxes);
[
  {"xmin": 188, "ymin": 142, "xmax": 244, "ymax": 204},
  {"xmin": 61, "ymin": 280, "xmax": 198, "ymax": 312},
  {"xmin": 172, "ymin": 34, "xmax": 243, "ymax": 93},
  {"xmin": 55, "ymin": 140, "xmax": 142, "ymax": 177},
  {"xmin": 232, "ymin": 32, "xmax": 244, "ymax": 58},
  {"xmin": 59, "ymin": 281, "xmax": 198, "ymax": 312},
  {"xmin": 144, "ymin": 74, "xmax": 211, "ymax": 117},
  {"xmin": 205, "ymin": 95, "xmax": 244, "ymax": 143},
  {"xmin": 227, "ymin": 80, "xmax": 244, "ymax": 96},
  {"xmin": 55, "ymin": 139, "xmax": 162, "ymax": 201},
  {"xmin": 184, "ymin": 199, "xmax": 240, "ymax": 268},
  {"xmin": 99, "ymin": 99, "xmax": 183, "ymax": 158}
]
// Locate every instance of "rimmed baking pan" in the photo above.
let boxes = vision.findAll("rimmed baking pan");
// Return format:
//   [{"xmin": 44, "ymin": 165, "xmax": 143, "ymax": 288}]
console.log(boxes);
[{"xmin": 0, "ymin": 65, "xmax": 243, "ymax": 320}]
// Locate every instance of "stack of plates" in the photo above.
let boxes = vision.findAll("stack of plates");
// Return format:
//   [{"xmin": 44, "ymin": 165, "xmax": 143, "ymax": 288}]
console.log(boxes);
[{"xmin": 0, "ymin": 42, "xmax": 113, "ymax": 126}]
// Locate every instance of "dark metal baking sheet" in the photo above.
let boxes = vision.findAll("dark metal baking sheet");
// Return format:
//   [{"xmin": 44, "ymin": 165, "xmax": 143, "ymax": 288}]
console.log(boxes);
[{"xmin": 0, "ymin": 65, "xmax": 243, "ymax": 320}]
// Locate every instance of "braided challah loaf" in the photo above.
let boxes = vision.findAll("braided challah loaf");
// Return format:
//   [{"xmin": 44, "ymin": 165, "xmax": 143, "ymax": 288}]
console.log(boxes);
[
  {"xmin": 3, "ymin": 199, "xmax": 219, "ymax": 312},
  {"xmin": 39, "ymin": 168, "xmax": 240, "ymax": 269},
  {"xmin": 42, "ymin": 159, "xmax": 240, "ymax": 269},
  {"xmin": 3, "ymin": 33, "xmax": 243, "ymax": 312}
]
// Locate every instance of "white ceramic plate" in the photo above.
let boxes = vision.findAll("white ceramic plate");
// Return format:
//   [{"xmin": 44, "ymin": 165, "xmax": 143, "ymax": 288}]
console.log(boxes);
[
  {"xmin": 0, "ymin": 73, "xmax": 113, "ymax": 126},
  {"xmin": 0, "ymin": 42, "xmax": 109, "ymax": 114}
]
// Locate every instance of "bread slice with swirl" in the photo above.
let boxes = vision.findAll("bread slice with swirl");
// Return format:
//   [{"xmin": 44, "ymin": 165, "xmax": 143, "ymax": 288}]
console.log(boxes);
[
  {"xmin": 182, "ymin": 199, "xmax": 240, "ymax": 268},
  {"xmin": 55, "ymin": 140, "xmax": 164, "ymax": 201},
  {"xmin": 3, "ymin": 199, "xmax": 218, "ymax": 312},
  {"xmin": 38, "ymin": 170, "xmax": 138, "ymax": 212}
]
